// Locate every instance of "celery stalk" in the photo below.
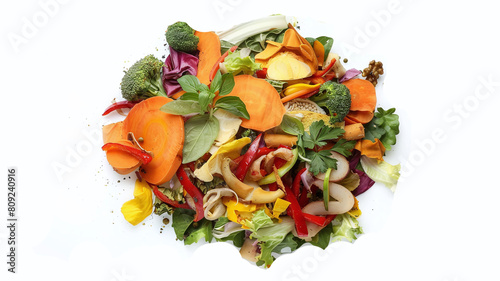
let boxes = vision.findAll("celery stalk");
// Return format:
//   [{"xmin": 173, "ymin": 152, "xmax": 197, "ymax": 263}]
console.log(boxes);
[{"xmin": 216, "ymin": 15, "xmax": 297, "ymax": 45}]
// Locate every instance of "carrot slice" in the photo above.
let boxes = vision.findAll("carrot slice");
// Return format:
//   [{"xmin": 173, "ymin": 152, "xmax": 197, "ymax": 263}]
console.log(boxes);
[
  {"xmin": 102, "ymin": 122, "xmax": 141, "ymax": 174},
  {"xmin": 342, "ymin": 78, "xmax": 377, "ymax": 112},
  {"xmin": 220, "ymin": 75, "xmax": 286, "ymax": 132},
  {"xmin": 346, "ymin": 110, "xmax": 374, "ymax": 124},
  {"xmin": 123, "ymin": 96, "xmax": 184, "ymax": 185},
  {"xmin": 195, "ymin": 31, "xmax": 221, "ymax": 85}
]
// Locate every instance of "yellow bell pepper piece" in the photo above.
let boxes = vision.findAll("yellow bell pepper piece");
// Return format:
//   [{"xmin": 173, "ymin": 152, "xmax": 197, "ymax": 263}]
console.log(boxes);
[
  {"xmin": 121, "ymin": 179, "xmax": 153, "ymax": 226},
  {"xmin": 283, "ymin": 83, "xmax": 320, "ymax": 96},
  {"xmin": 222, "ymin": 197, "xmax": 272, "ymax": 228},
  {"xmin": 272, "ymin": 198, "xmax": 291, "ymax": 222}
]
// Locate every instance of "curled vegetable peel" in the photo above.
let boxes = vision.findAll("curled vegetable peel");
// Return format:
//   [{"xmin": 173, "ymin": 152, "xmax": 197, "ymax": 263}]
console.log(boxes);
[
  {"xmin": 302, "ymin": 180, "xmax": 355, "ymax": 215},
  {"xmin": 221, "ymin": 158, "xmax": 284, "ymax": 204}
]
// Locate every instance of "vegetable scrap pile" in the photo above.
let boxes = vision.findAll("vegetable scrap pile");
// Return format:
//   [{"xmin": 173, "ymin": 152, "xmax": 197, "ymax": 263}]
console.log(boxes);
[{"xmin": 101, "ymin": 15, "xmax": 401, "ymax": 267}]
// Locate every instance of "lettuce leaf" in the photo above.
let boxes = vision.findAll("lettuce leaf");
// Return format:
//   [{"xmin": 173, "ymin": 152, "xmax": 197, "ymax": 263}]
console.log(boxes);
[
  {"xmin": 222, "ymin": 50, "xmax": 261, "ymax": 76},
  {"xmin": 241, "ymin": 209, "xmax": 273, "ymax": 232},
  {"xmin": 331, "ymin": 214, "xmax": 363, "ymax": 243},
  {"xmin": 360, "ymin": 155, "xmax": 401, "ymax": 192},
  {"xmin": 250, "ymin": 217, "xmax": 295, "ymax": 267}
]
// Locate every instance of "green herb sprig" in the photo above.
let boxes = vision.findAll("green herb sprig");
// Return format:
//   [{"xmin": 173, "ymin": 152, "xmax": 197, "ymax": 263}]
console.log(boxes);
[
  {"xmin": 297, "ymin": 120, "xmax": 355, "ymax": 175},
  {"xmin": 161, "ymin": 71, "xmax": 249, "ymax": 163}
]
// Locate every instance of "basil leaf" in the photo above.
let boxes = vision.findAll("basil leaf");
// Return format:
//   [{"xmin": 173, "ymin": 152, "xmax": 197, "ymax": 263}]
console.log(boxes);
[
  {"xmin": 182, "ymin": 114, "xmax": 219, "ymax": 163},
  {"xmin": 316, "ymin": 36, "xmax": 334, "ymax": 60},
  {"xmin": 280, "ymin": 114, "xmax": 304, "ymax": 136},
  {"xmin": 215, "ymin": 96, "xmax": 250, "ymax": 119},
  {"xmin": 305, "ymin": 37, "xmax": 316, "ymax": 46},
  {"xmin": 198, "ymin": 90, "xmax": 212, "ymax": 112},
  {"xmin": 184, "ymin": 219, "xmax": 213, "ymax": 245},
  {"xmin": 177, "ymin": 75, "xmax": 201, "ymax": 93},
  {"xmin": 172, "ymin": 208, "xmax": 195, "ymax": 240},
  {"xmin": 160, "ymin": 100, "xmax": 202, "ymax": 115},
  {"xmin": 179, "ymin": 92, "xmax": 199, "ymax": 101},
  {"xmin": 211, "ymin": 70, "xmax": 222, "ymax": 92},
  {"xmin": 310, "ymin": 222, "xmax": 333, "ymax": 250},
  {"xmin": 219, "ymin": 73, "xmax": 235, "ymax": 96},
  {"xmin": 196, "ymin": 83, "xmax": 210, "ymax": 92}
]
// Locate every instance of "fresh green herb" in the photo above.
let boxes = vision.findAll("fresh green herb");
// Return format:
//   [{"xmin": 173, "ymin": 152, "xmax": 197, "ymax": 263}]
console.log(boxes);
[
  {"xmin": 172, "ymin": 208, "xmax": 195, "ymax": 240},
  {"xmin": 364, "ymin": 107, "xmax": 400, "ymax": 151},
  {"xmin": 316, "ymin": 36, "xmax": 334, "ymax": 60},
  {"xmin": 297, "ymin": 120, "xmax": 355, "ymax": 175},
  {"xmin": 280, "ymin": 114, "xmax": 304, "ymax": 136},
  {"xmin": 182, "ymin": 114, "xmax": 219, "ymax": 164},
  {"xmin": 161, "ymin": 71, "xmax": 249, "ymax": 163},
  {"xmin": 310, "ymin": 222, "xmax": 334, "ymax": 249}
]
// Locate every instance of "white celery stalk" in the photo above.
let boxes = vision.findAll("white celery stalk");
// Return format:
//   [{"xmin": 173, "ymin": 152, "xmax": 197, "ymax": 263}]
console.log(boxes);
[{"xmin": 216, "ymin": 15, "xmax": 297, "ymax": 45}]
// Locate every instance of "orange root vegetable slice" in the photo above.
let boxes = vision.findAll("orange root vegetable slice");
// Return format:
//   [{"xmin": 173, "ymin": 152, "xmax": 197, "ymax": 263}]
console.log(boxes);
[
  {"xmin": 313, "ymin": 40, "xmax": 325, "ymax": 67},
  {"xmin": 195, "ymin": 31, "xmax": 221, "ymax": 85},
  {"xmin": 222, "ymin": 75, "xmax": 286, "ymax": 132},
  {"xmin": 105, "ymin": 140, "xmax": 142, "ymax": 175},
  {"xmin": 102, "ymin": 121, "xmax": 126, "ymax": 144},
  {"xmin": 102, "ymin": 122, "xmax": 141, "ymax": 174},
  {"xmin": 342, "ymin": 78, "xmax": 377, "ymax": 112},
  {"xmin": 123, "ymin": 96, "xmax": 184, "ymax": 185},
  {"xmin": 346, "ymin": 110, "xmax": 374, "ymax": 124}
]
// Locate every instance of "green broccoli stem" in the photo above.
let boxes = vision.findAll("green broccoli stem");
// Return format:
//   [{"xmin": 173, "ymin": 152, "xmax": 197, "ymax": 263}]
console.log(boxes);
[{"xmin": 145, "ymin": 77, "xmax": 168, "ymax": 98}]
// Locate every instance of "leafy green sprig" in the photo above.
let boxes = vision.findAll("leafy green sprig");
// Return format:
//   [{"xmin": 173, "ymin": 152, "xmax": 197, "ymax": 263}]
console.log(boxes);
[
  {"xmin": 297, "ymin": 120, "xmax": 355, "ymax": 175},
  {"xmin": 161, "ymin": 71, "xmax": 249, "ymax": 163}
]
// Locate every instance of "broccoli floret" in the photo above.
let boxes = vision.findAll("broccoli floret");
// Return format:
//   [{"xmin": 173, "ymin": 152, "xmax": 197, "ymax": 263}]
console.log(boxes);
[
  {"xmin": 165, "ymin": 22, "xmax": 199, "ymax": 54},
  {"xmin": 121, "ymin": 54, "xmax": 167, "ymax": 101},
  {"xmin": 309, "ymin": 81, "xmax": 351, "ymax": 124}
]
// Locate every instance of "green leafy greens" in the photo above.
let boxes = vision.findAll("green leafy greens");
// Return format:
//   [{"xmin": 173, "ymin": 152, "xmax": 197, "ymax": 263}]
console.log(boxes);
[
  {"xmin": 364, "ymin": 107, "xmax": 400, "ymax": 151},
  {"xmin": 297, "ymin": 120, "xmax": 355, "ymax": 175},
  {"xmin": 160, "ymin": 71, "xmax": 249, "ymax": 163}
]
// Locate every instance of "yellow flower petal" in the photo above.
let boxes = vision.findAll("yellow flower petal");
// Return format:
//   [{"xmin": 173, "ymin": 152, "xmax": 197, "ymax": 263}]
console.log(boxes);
[{"xmin": 121, "ymin": 179, "xmax": 153, "ymax": 226}]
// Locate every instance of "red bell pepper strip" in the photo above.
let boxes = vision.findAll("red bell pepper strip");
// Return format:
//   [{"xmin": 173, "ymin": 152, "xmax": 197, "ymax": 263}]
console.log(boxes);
[
  {"xmin": 234, "ymin": 133, "xmax": 263, "ymax": 181},
  {"xmin": 101, "ymin": 142, "xmax": 152, "ymax": 164},
  {"xmin": 102, "ymin": 100, "xmax": 138, "ymax": 116},
  {"xmin": 292, "ymin": 168, "xmax": 307, "ymax": 197},
  {"xmin": 208, "ymin": 45, "xmax": 238, "ymax": 81},
  {"xmin": 284, "ymin": 186, "xmax": 308, "ymax": 237},
  {"xmin": 268, "ymin": 182, "xmax": 278, "ymax": 191},
  {"xmin": 151, "ymin": 184, "xmax": 190, "ymax": 209},
  {"xmin": 303, "ymin": 213, "xmax": 336, "ymax": 227},
  {"xmin": 255, "ymin": 147, "xmax": 275, "ymax": 159},
  {"xmin": 176, "ymin": 167, "xmax": 205, "ymax": 222},
  {"xmin": 313, "ymin": 58, "xmax": 336, "ymax": 77},
  {"xmin": 256, "ymin": 68, "xmax": 267, "ymax": 79}
]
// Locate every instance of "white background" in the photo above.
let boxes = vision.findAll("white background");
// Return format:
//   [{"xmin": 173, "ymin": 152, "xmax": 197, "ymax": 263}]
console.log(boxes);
[{"xmin": 1, "ymin": 0, "xmax": 500, "ymax": 280}]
